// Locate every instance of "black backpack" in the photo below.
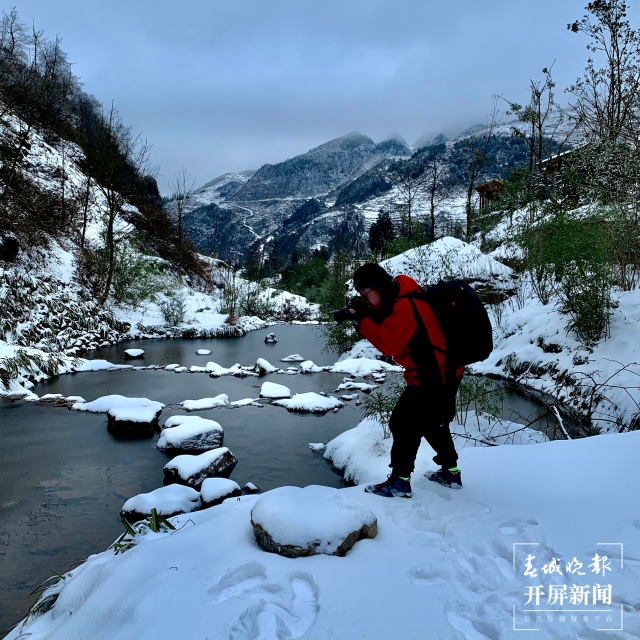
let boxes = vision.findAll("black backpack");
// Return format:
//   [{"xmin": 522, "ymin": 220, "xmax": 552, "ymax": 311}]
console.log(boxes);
[{"xmin": 406, "ymin": 279, "xmax": 493, "ymax": 384}]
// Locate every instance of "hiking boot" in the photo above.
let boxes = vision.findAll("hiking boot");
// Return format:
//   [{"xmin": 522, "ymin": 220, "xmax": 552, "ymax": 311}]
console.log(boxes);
[
  {"xmin": 427, "ymin": 467, "xmax": 462, "ymax": 489},
  {"xmin": 364, "ymin": 474, "xmax": 412, "ymax": 498}
]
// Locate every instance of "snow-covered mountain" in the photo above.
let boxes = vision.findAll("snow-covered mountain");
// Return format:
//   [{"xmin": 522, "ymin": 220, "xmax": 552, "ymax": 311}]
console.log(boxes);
[{"xmin": 176, "ymin": 115, "xmax": 578, "ymax": 260}]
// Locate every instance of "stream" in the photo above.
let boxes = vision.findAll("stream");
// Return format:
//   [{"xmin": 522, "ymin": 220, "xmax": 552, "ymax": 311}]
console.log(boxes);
[{"xmin": 0, "ymin": 325, "xmax": 559, "ymax": 632}]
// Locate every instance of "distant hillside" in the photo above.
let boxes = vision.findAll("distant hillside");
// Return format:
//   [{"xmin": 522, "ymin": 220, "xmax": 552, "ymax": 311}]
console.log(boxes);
[{"xmin": 230, "ymin": 132, "xmax": 409, "ymax": 201}]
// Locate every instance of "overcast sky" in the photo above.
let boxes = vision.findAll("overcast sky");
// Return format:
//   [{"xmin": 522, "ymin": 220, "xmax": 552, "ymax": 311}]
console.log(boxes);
[{"xmin": 15, "ymin": 0, "xmax": 593, "ymax": 193}]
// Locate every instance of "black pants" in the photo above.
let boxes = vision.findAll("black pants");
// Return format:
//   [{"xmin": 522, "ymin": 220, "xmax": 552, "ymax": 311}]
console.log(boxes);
[{"xmin": 389, "ymin": 384, "xmax": 458, "ymax": 477}]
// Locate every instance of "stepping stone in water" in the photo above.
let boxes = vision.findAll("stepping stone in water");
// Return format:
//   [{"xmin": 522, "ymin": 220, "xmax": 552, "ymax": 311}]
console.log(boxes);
[
  {"xmin": 107, "ymin": 404, "xmax": 163, "ymax": 435},
  {"xmin": 124, "ymin": 348, "xmax": 145, "ymax": 359},
  {"xmin": 200, "ymin": 478, "xmax": 242, "ymax": 508},
  {"xmin": 156, "ymin": 416, "xmax": 223, "ymax": 452},
  {"xmin": 259, "ymin": 381, "xmax": 291, "ymax": 399},
  {"xmin": 281, "ymin": 354, "xmax": 304, "ymax": 362},
  {"xmin": 163, "ymin": 447, "xmax": 238, "ymax": 489},
  {"xmin": 273, "ymin": 392, "xmax": 344, "ymax": 414},
  {"xmin": 120, "ymin": 485, "xmax": 201, "ymax": 523}
]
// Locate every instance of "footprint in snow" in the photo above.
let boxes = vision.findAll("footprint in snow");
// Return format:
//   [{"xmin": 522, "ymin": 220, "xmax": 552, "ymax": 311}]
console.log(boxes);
[{"xmin": 230, "ymin": 573, "xmax": 319, "ymax": 640}]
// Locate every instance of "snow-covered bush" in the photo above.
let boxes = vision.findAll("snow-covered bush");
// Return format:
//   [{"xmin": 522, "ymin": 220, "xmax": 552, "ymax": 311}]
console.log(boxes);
[{"xmin": 158, "ymin": 287, "xmax": 187, "ymax": 326}]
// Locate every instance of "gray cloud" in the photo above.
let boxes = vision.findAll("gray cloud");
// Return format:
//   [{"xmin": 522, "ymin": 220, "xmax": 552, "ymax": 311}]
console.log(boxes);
[{"xmin": 17, "ymin": 0, "xmax": 590, "ymax": 192}]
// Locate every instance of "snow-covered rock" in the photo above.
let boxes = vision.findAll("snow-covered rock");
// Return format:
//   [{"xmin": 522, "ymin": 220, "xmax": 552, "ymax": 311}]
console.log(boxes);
[
  {"xmin": 329, "ymin": 358, "xmax": 402, "ymax": 377},
  {"xmin": 340, "ymin": 393, "xmax": 359, "ymax": 401},
  {"xmin": 229, "ymin": 397, "xmax": 258, "ymax": 407},
  {"xmin": 200, "ymin": 478, "xmax": 241, "ymax": 508},
  {"xmin": 380, "ymin": 236, "xmax": 515, "ymax": 299},
  {"xmin": 120, "ymin": 485, "xmax": 201, "ymax": 523},
  {"xmin": 107, "ymin": 404, "xmax": 163, "ymax": 434},
  {"xmin": 307, "ymin": 442, "xmax": 326, "ymax": 452},
  {"xmin": 124, "ymin": 348, "xmax": 145, "ymax": 359},
  {"xmin": 299, "ymin": 360, "xmax": 323, "ymax": 373},
  {"xmin": 156, "ymin": 416, "xmax": 223, "ymax": 452},
  {"xmin": 264, "ymin": 332, "xmax": 277, "ymax": 343},
  {"xmin": 164, "ymin": 364, "xmax": 180, "ymax": 370},
  {"xmin": 196, "ymin": 349, "xmax": 212, "ymax": 355},
  {"xmin": 250, "ymin": 485, "xmax": 378, "ymax": 558},
  {"xmin": 281, "ymin": 354, "xmax": 304, "ymax": 362},
  {"xmin": 273, "ymin": 392, "xmax": 344, "ymax": 414},
  {"xmin": 243, "ymin": 482, "xmax": 260, "ymax": 493},
  {"xmin": 259, "ymin": 381, "xmax": 291, "ymax": 399},
  {"xmin": 180, "ymin": 394, "xmax": 229, "ymax": 411},
  {"xmin": 255, "ymin": 357, "xmax": 277, "ymax": 376},
  {"xmin": 72, "ymin": 395, "xmax": 164, "ymax": 414},
  {"xmin": 163, "ymin": 447, "xmax": 237, "ymax": 488},
  {"xmin": 335, "ymin": 380, "xmax": 378, "ymax": 393}
]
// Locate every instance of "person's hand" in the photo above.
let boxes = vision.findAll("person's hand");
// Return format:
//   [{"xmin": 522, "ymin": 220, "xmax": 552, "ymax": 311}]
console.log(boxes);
[{"xmin": 347, "ymin": 296, "xmax": 369, "ymax": 323}]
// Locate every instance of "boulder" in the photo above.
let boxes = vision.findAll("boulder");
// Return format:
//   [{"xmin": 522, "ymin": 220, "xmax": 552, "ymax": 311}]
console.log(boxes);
[
  {"xmin": 163, "ymin": 447, "xmax": 237, "ymax": 489},
  {"xmin": 273, "ymin": 392, "xmax": 344, "ymax": 414},
  {"xmin": 255, "ymin": 357, "xmax": 277, "ymax": 376},
  {"xmin": 180, "ymin": 394, "xmax": 229, "ymax": 411},
  {"xmin": 156, "ymin": 416, "xmax": 223, "ymax": 452},
  {"xmin": 196, "ymin": 349, "xmax": 212, "ymax": 355},
  {"xmin": 107, "ymin": 405, "xmax": 163, "ymax": 435},
  {"xmin": 264, "ymin": 332, "xmax": 277, "ymax": 343},
  {"xmin": 200, "ymin": 478, "xmax": 242, "ymax": 507},
  {"xmin": 120, "ymin": 485, "xmax": 201, "ymax": 523},
  {"xmin": 243, "ymin": 482, "xmax": 260, "ymax": 494},
  {"xmin": 250, "ymin": 485, "xmax": 377, "ymax": 558},
  {"xmin": 281, "ymin": 354, "xmax": 304, "ymax": 362},
  {"xmin": 124, "ymin": 348, "xmax": 145, "ymax": 359},
  {"xmin": 259, "ymin": 381, "xmax": 291, "ymax": 399}
]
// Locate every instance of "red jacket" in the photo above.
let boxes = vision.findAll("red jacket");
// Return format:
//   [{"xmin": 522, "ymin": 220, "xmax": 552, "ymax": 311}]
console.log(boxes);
[{"xmin": 359, "ymin": 274, "xmax": 462, "ymax": 387}]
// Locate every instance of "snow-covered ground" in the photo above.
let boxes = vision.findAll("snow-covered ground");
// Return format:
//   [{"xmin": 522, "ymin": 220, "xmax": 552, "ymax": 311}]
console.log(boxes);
[{"xmin": 9, "ymin": 429, "xmax": 638, "ymax": 640}]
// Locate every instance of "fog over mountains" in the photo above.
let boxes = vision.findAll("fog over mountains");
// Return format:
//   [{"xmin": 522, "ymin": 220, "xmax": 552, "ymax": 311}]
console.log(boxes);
[{"xmin": 172, "ymin": 119, "xmax": 571, "ymax": 263}]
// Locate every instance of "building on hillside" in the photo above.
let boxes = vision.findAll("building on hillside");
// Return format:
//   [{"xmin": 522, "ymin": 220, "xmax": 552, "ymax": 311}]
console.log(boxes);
[
  {"xmin": 475, "ymin": 178, "xmax": 504, "ymax": 210},
  {"xmin": 539, "ymin": 148, "xmax": 576, "ymax": 178}
]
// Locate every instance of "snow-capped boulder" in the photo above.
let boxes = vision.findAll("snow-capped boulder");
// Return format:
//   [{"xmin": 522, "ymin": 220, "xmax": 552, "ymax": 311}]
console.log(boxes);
[
  {"xmin": 264, "ymin": 332, "xmax": 277, "ymax": 343},
  {"xmin": 180, "ymin": 394, "xmax": 229, "ymax": 411},
  {"xmin": 124, "ymin": 348, "xmax": 145, "ymax": 359},
  {"xmin": 163, "ymin": 447, "xmax": 237, "ymax": 488},
  {"xmin": 196, "ymin": 349, "xmax": 212, "ymax": 355},
  {"xmin": 107, "ymin": 404, "xmax": 163, "ymax": 435},
  {"xmin": 243, "ymin": 482, "xmax": 260, "ymax": 494},
  {"xmin": 72, "ymin": 395, "xmax": 165, "ymax": 415},
  {"xmin": 200, "ymin": 478, "xmax": 242, "ymax": 508},
  {"xmin": 156, "ymin": 416, "xmax": 223, "ymax": 452},
  {"xmin": 120, "ymin": 485, "xmax": 201, "ymax": 523},
  {"xmin": 281, "ymin": 354, "xmax": 304, "ymax": 362},
  {"xmin": 255, "ymin": 357, "xmax": 277, "ymax": 376},
  {"xmin": 329, "ymin": 358, "xmax": 402, "ymax": 377},
  {"xmin": 250, "ymin": 485, "xmax": 377, "ymax": 558},
  {"xmin": 300, "ymin": 360, "xmax": 323, "ymax": 373},
  {"xmin": 273, "ymin": 392, "xmax": 344, "ymax": 414},
  {"xmin": 259, "ymin": 381, "xmax": 291, "ymax": 399},
  {"xmin": 336, "ymin": 381, "xmax": 378, "ymax": 393}
]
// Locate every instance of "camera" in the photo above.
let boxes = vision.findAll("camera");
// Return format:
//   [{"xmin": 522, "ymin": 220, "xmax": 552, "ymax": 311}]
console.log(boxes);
[{"xmin": 330, "ymin": 297, "xmax": 364, "ymax": 325}]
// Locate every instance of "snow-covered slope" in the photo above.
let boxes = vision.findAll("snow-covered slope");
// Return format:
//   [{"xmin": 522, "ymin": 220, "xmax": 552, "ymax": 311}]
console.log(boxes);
[{"xmin": 8, "ymin": 430, "xmax": 639, "ymax": 640}]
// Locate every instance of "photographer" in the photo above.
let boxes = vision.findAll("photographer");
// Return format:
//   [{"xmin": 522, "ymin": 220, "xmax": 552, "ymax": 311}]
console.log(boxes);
[{"xmin": 345, "ymin": 263, "xmax": 464, "ymax": 497}]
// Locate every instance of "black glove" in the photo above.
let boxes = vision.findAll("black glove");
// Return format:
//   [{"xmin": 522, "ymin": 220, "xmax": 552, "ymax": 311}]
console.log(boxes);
[{"xmin": 347, "ymin": 296, "xmax": 369, "ymax": 323}]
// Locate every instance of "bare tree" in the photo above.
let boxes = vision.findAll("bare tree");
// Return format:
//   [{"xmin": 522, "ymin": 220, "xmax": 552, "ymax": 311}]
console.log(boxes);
[
  {"xmin": 0, "ymin": 16, "xmax": 76, "ymax": 204},
  {"xmin": 387, "ymin": 160, "xmax": 428, "ymax": 245},
  {"xmin": 169, "ymin": 166, "xmax": 194, "ymax": 247},
  {"xmin": 503, "ymin": 65, "xmax": 578, "ymax": 173},
  {"xmin": 83, "ymin": 103, "xmax": 155, "ymax": 305},
  {"xmin": 422, "ymin": 144, "xmax": 454, "ymax": 242},
  {"xmin": 567, "ymin": 0, "xmax": 640, "ymax": 144}
]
